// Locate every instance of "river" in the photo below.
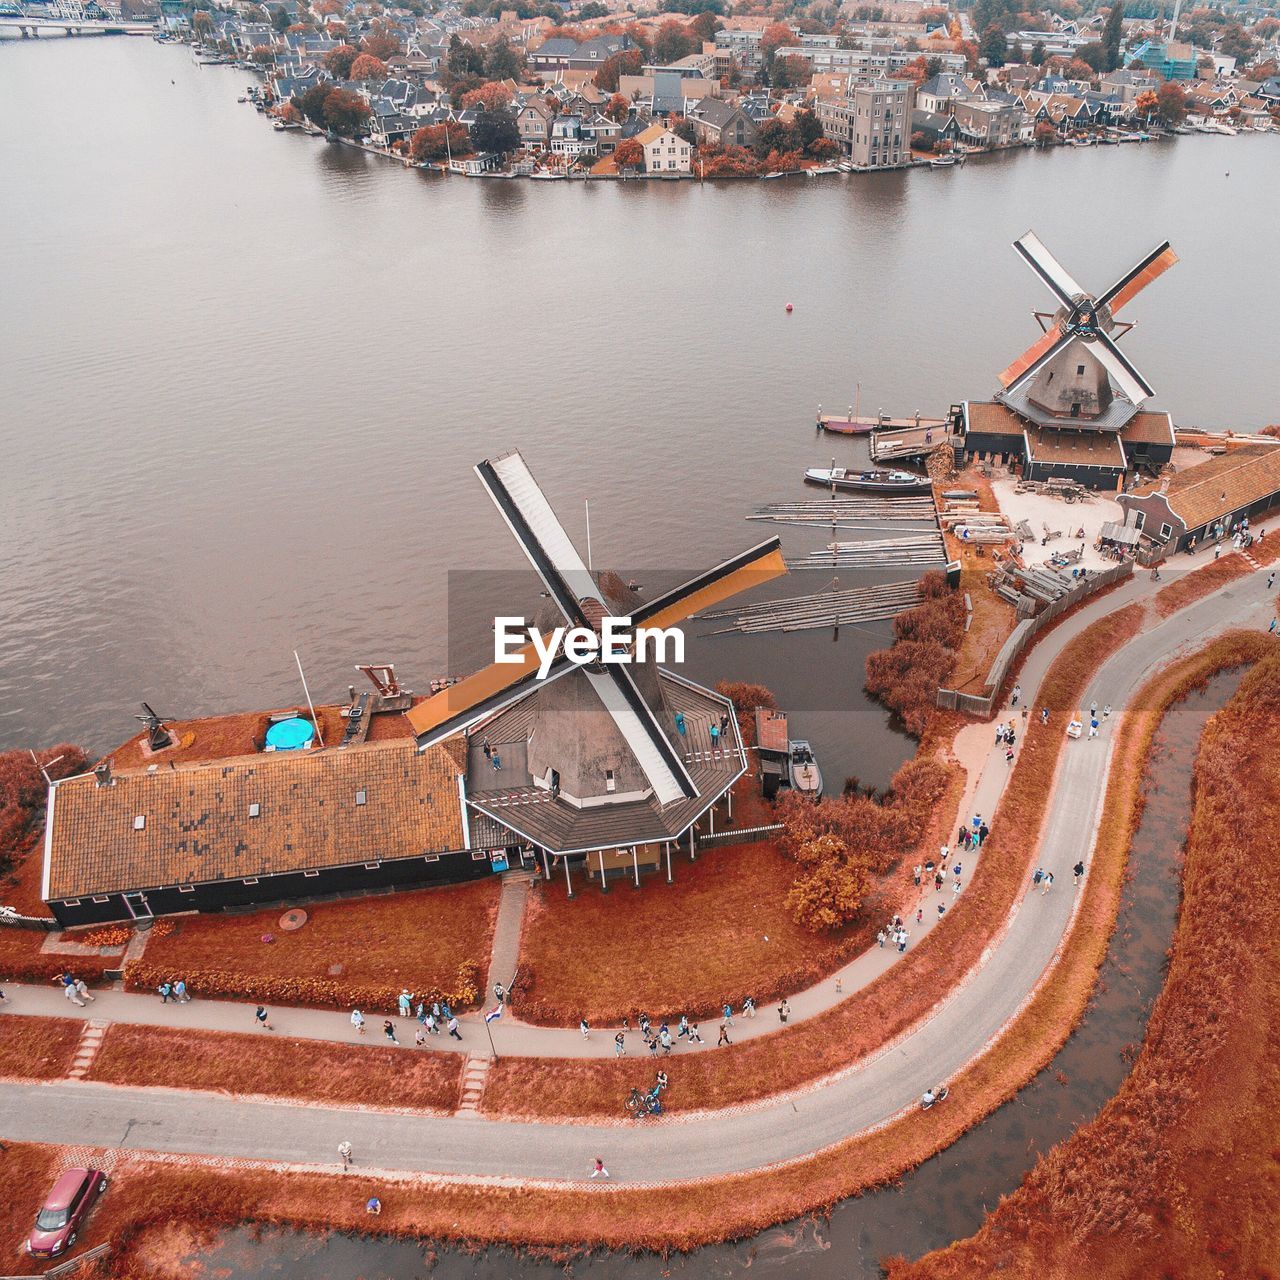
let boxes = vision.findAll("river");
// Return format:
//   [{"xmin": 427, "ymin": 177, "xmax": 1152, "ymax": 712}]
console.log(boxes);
[{"xmin": 2, "ymin": 39, "xmax": 1278, "ymax": 788}]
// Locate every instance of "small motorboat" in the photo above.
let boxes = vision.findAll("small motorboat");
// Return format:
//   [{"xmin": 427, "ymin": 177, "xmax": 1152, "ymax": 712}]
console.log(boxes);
[
  {"xmin": 817, "ymin": 416, "xmax": 876, "ymax": 436},
  {"xmin": 804, "ymin": 467, "xmax": 932, "ymax": 495},
  {"xmin": 788, "ymin": 740, "xmax": 823, "ymax": 796},
  {"xmin": 929, "ymin": 155, "xmax": 958, "ymax": 167}
]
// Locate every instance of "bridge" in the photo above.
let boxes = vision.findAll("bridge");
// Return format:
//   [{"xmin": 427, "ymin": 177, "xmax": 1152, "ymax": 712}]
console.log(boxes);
[{"xmin": 0, "ymin": 8, "xmax": 156, "ymax": 36}]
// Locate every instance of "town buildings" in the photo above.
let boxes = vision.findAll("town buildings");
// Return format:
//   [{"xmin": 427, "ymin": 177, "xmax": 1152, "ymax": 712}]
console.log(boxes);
[
  {"xmin": 635, "ymin": 123, "xmax": 692, "ymax": 174},
  {"xmin": 816, "ymin": 77, "xmax": 914, "ymax": 169}
]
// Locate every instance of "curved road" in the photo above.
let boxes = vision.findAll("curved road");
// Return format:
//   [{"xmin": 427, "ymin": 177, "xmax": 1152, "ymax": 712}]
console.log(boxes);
[{"xmin": 0, "ymin": 572, "xmax": 1271, "ymax": 1183}]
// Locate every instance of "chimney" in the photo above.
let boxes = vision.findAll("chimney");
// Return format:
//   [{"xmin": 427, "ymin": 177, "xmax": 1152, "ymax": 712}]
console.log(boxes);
[{"xmin": 94, "ymin": 761, "xmax": 113, "ymax": 788}]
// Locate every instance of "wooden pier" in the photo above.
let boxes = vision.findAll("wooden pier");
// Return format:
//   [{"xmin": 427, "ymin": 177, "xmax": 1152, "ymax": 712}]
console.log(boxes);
[
  {"xmin": 869, "ymin": 422, "xmax": 956, "ymax": 462},
  {"xmin": 787, "ymin": 532, "xmax": 947, "ymax": 569},
  {"xmin": 817, "ymin": 411, "xmax": 947, "ymax": 436},
  {"xmin": 748, "ymin": 496, "xmax": 937, "ymax": 530},
  {"xmin": 698, "ymin": 579, "xmax": 921, "ymax": 634}
]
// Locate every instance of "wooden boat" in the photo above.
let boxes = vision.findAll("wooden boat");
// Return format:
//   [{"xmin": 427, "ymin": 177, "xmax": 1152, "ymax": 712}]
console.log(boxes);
[
  {"xmin": 804, "ymin": 467, "xmax": 932, "ymax": 495},
  {"xmin": 817, "ymin": 416, "xmax": 876, "ymax": 436},
  {"xmin": 788, "ymin": 740, "xmax": 823, "ymax": 796},
  {"xmin": 929, "ymin": 155, "xmax": 958, "ymax": 167}
]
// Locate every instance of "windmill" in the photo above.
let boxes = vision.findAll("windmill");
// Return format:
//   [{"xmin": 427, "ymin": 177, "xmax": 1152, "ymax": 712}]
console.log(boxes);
[
  {"xmin": 995, "ymin": 232, "xmax": 1178, "ymax": 432},
  {"xmin": 135, "ymin": 702, "xmax": 175, "ymax": 752},
  {"xmin": 407, "ymin": 450, "xmax": 786, "ymax": 811}
]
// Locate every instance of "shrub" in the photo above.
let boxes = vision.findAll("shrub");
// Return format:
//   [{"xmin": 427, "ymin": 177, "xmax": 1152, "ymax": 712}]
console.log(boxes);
[{"xmin": 786, "ymin": 835, "xmax": 872, "ymax": 932}]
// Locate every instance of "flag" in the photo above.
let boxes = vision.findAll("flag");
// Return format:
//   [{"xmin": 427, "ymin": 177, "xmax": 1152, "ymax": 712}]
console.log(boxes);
[{"xmin": 484, "ymin": 1005, "xmax": 503, "ymax": 1024}]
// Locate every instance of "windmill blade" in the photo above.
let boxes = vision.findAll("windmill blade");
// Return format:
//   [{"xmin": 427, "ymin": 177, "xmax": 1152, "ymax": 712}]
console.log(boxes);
[
  {"xmin": 1013, "ymin": 231, "xmax": 1086, "ymax": 307},
  {"xmin": 405, "ymin": 641, "xmax": 573, "ymax": 748},
  {"xmin": 586, "ymin": 666, "xmax": 697, "ymax": 805},
  {"xmin": 1098, "ymin": 241, "xmax": 1178, "ymax": 315},
  {"xmin": 631, "ymin": 537, "xmax": 786, "ymax": 631},
  {"xmin": 998, "ymin": 326, "xmax": 1071, "ymax": 390},
  {"xmin": 476, "ymin": 450, "xmax": 596, "ymax": 631},
  {"xmin": 1091, "ymin": 331, "xmax": 1154, "ymax": 404}
]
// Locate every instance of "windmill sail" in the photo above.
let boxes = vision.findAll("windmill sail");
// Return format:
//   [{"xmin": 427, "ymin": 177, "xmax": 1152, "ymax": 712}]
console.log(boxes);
[
  {"xmin": 1099, "ymin": 241, "xmax": 1178, "ymax": 314},
  {"xmin": 1013, "ymin": 231, "xmax": 1086, "ymax": 306}
]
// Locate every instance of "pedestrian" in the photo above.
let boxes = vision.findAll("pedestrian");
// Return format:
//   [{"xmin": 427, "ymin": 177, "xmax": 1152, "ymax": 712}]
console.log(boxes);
[
  {"xmin": 431, "ymin": 1000, "xmax": 441, "ymax": 1021},
  {"xmin": 835, "ymin": 976, "xmax": 843, "ymax": 994},
  {"xmin": 416, "ymin": 1001, "xmax": 427, "ymax": 1025},
  {"xmin": 722, "ymin": 1001, "xmax": 734, "ymax": 1026},
  {"xmin": 255, "ymin": 1005, "xmax": 272, "ymax": 1030},
  {"xmin": 659, "ymin": 1028, "xmax": 672, "ymax": 1054},
  {"xmin": 934, "ymin": 871, "xmax": 944, "ymax": 892},
  {"xmin": 916, "ymin": 907, "xmax": 923, "ymax": 925},
  {"xmin": 655, "ymin": 1069, "xmax": 668, "ymax": 1092},
  {"xmin": 1089, "ymin": 701, "xmax": 1097, "ymax": 717},
  {"xmin": 1102, "ymin": 704, "xmax": 1112, "ymax": 718},
  {"xmin": 447, "ymin": 1015, "xmax": 461, "ymax": 1041},
  {"xmin": 1072, "ymin": 860, "xmax": 1085, "ymax": 885},
  {"xmin": 366, "ymin": 1197, "xmax": 382, "ymax": 1216},
  {"xmin": 351, "ymin": 1009, "xmax": 366, "ymax": 1035},
  {"xmin": 491, "ymin": 752, "xmax": 502, "ymax": 770},
  {"xmin": 978, "ymin": 823, "xmax": 989, "ymax": 847},
  {"xmin": 614, "ymin": 1032, "xmax": 626, "ymax": 1057},
  {"xmin": 580, "ymin": 1017, "xmax": 590, "ymax": 1039},
  {"xmin": 646, "ymin": 1033, "xmax": 659, "ymax": 1056},
  {"xmin": 972, "ymin": 813, "xmax": 982, "ymax": 833},
  {"xmin": 937, "ymin": 902, "xmax": 946, "ymax": 919},
  {"xmin": 778, "ymin": 999, "xmax": 790, "ymax": 1024},
  {"xmin": 174, "ymin": 978, "xmax": 190, "ymax": 1003},
  {"xmin": 157, "ymin": 981, "xmax": 172, "ymax": 1004},
  {"xmin": 482, "ymin": 737, "xmax": 492, "ymax": 759},
  {"xmin": 1005, "ymin": 745, "xmax": 1015, "ymax": 764},
  {"xmin": 1041, "ymin": 706, "xmax": 1049, "ymax": 725},
  {"xmin": 621, "ymin": 1017, "xmax": 631, "ymax": 1033},
  {"xmin": 414, "ymin": 1026, "xmax": 427, "ymax": 1048},
  {"xmin": 1033, "ymin": 868, "xmax": 1043, "ymax": 888},
  {"xmin": 913, "ymin": 864, "xmax": 922, "ymax": 887},
  {"xmin": 953, "ymin": 876, "xmax": 962, "ymax": 895},
  {"xmin": 591, "ymin": 1157, "xmax": 610, "ymax": 1180},
  {"xmin": 0, "ymin": 988, "xmax": 8, "ymax": 1003},
  {"xmin": 718, "ymin": 1023, "xmax": 731, "ymax": 1046},
  {"xmin": 688, "ymin": 1023, "xmax": 703, "ymax": 1044},
  {"xmin": 441, "ymin": 1001, "xmax": 452, "ymax": 1020},
  {"xmin": 877, "ymin": 928, "xmax": 886, "ymax": 947},
  {"xmin": 1012, "ymin": 682, "xmax": 1021, "ymax": 706},
  {"xmin": 338, "ymin": 1140, "xmax": 353, "ymax": 1171},
  {"xmin": 494, "ymin": 982, "xmax": 505, "ymax": 1006},
  {"xmin": 709, "ymin": 720, "xmax": 720, "ymax": 746},
  {"xmin": 1214, "ymin": 544, "xmax": 1221, "ymax": 560},
  {"xmin": 953, "ymin": 861, "xmax": 962, "ymax": 884},
  {"xmin": 743, "ymin": 996, "xmax": 756, "ymax": 1019},
  {"xmin": 1041, "ymin": 870, "xmax": 1055, "ymax": 895},
  {"xmin": 74, "ymin": 978, "xmax": 96, "ymax": 1003},
  {"xmin": 940, "ymin": 844, "xmax": 950, "ymax": 865},
  {"xmin": 995, "ymin": 724, "xmax": 1005, "ymax": 746},
  {"xmin": 62, "ymin": 980, "xmax": 86, "ymax": 1008},
  {"xmin": 1271, "ymin": 617, "xmax": 1278, "ymax": 634},
  {"xmin": 638, "ymin": 1013, "xmax": 651, "ymax": 1038},
  {"xmin": 398, "ymin": 990, "xmax": 412, "ymax": 1017},
  {"xmin": 925, "ymin": 856, "xmax": 935, "ymax": 875},
  {"xmin": 383, "ymin": 1019, "xmax": 398, "ymax": 1044},
  {"xmin": 426, "ymin": 1013, "xmax": 438, "ymax": 1035},
  {"xmin": 674, "ymin": 710, "xmax": 686, "ymax": 735},
  {"xmin": 1269, "ymin": 571, "xmax": 1275, "ymax": 590},
  {"xmin": 897, "ymin": 931, "xmax": 907, "ymax": 954},
  {"xmin": 677, "ymin": 1014, "xmax": 689, "ymax": 1038},
  {"xmin": 1088, "ymin": 717, "xmax": 1099, "ymax": 739}
]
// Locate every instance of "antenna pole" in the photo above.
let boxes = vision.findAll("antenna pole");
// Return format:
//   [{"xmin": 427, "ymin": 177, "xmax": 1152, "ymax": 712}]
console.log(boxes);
[
  {"xmin": 294, "ymin": 649, "xmax": 325, "ymax": 747},
  {"xmin": 584, "ymin": 498, "xmax": 593, "ymax": 572}
]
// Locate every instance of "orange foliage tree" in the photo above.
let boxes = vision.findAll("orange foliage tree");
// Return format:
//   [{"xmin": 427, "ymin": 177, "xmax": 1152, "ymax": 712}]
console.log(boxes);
[
  {"xmin": 461, "ymin": 81, "xmax": 514, "ymax": 112},
  {"xmin": 349, "ymin": 52, "xmax": 387, "ymax": 80},
  {"xmin": 409, "ymin": 122, "xmax": 471, "ymax": 161},
  {"xmin": 604, "ymin": 92, "xmax": 629, "ymax": 122},
  {"xmin": 592, "ymin": 48, "xmax": 643, "ymax": 91},
  {"xmin": 613, "ymin": 137, "xmax": 644, "ymax": 168},
  {"xmin": 786, "ymin": 834, "xmax": 872, "ymax": 932},
  {"xmin": 716, "ymin": 681, "xmax": 777, "ymax": 748},
  {"xmin": 0, "ymin": 747, "xmax": 87, "ymax": 876},
  {"xmin": 324, "ymin": 42, "xmax": 358, "ymax": 77}
]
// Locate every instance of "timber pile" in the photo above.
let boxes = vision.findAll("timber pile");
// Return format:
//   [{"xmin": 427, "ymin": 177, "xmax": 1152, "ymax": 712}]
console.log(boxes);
[
  {"xmin": 989, "ymin": 563, "xmax": 1079, "ymax": 609},
  {"xmin": 748, "ymin": 497, "xmax": 936, "ymax": 530},
  {"xmin": 698, "ymin": 579, "xmax": 921, "ymax": 635},
  {"xmin": 787, "ymin": 532, "xmax": 946, "ymax": 568}
]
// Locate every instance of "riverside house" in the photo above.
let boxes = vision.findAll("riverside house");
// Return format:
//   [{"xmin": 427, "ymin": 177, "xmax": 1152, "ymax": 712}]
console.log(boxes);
[{"xmin": 636, "ymin": 123, "xmax": 692, "ymax": 174}]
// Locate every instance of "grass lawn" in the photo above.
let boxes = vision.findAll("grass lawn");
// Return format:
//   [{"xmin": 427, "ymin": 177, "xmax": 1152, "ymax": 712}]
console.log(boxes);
[
  {"xmin": 515, "ymin": 839, "xmax": 865, "ymax": 1026},
  {"xmin": 88, "ymin": 1025, "xmax": 463, "ymax": 1112},
  {"xmin": 129, "ymin": 878, "xmax": 500, "ymax": 1013},
  {"xmin": 0, "ymin": 928, "xmax": 116, "ymax": 986},
  {"xmin": 0, "ymin": 1014, "xmax": 82, "ymax": 1080}
]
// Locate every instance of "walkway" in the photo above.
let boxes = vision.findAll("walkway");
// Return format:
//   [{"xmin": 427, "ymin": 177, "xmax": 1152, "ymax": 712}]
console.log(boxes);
[{"xmin": 3, "ymin": 568, "xmax": 1271, "ymax": 1182}]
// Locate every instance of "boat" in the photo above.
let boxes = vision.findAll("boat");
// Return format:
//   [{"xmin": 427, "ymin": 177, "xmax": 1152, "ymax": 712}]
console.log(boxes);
[
  {"xmin": 788, "ymin": 740, "xmax": 823, "ymax": 797},
  {"xmin": 817, "ymin": 416, "xmax": 876, "ymax": 436},
  {"xmin": 803, "ymin": 467, "xmax": 932, "ymax": 495},
  {"xmin": 529, "ymin": 170, "xmax": 566, "ymax": 180},
  {"xmin": 807, "ymin": 165, "xmax": 840, "ymax": 175},
  {"xmin": 929, "ymin": 154, "xmax": 958, "ymax": 167},
  {"xmin": 237, "ymin": 95, "xmax": 248, "ymax": 103},
  {"xmin": 273, "ymin": 119, "xmax": 286, "ymax": 130},
  {"xmin": 941, "ymin": 489, "xmax": 979, "ymax": 501}
]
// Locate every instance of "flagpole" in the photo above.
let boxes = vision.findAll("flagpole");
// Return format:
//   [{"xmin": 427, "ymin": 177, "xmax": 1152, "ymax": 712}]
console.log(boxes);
[{"xmin": 484, "ymin": 1012, "xmax": 499, "ymax": 1060}]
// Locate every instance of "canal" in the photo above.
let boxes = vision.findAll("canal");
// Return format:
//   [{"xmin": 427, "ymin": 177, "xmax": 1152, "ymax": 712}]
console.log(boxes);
[{"xmin": 2, "ymin": 39, "xmax": 1278, "ymax": 789}]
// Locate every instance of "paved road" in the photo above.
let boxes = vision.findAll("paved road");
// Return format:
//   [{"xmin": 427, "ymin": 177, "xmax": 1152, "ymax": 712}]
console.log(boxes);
[{"xmin": 3, "ymin": 570, "xmax": 1269, "ymax": 1182}]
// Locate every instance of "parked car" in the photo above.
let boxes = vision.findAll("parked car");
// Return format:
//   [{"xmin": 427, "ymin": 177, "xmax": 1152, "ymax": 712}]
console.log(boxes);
[{"xmin": 26, "ymin": 1167, "xmax": 107, "ymax": 1258}]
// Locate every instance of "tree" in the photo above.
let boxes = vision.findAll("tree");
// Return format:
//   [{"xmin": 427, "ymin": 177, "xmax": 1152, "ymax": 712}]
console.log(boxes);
[
  {"xmin": 293, "ymin": 82, "xmax": 333, "ymax": 127},
  {"xmin": 613, "ymin": 137, "xmax": 644, "ymax": 169},
  {"xmin": 1156, "ymin": 81, "xmax": 1187, "ymax": 126},
  {"xmin": 1134, "ymin": 88, "xmax": 1158, "ymax": 121},
  {"xmin": 270, "ymin": 4, "xmax": 290, "ymax": 34},
  {"xmin": 250, "ymin": 44, "xmax": 276, "ymax": 65},
  {"xmin": 1030, "ymin": 39, "xmax": 1046, "ymax": 66},
  {"xmin": 350, "ymin": 52, "xmax": 388, "ymax": 80},
  {"xmin": 461, "ymin": 81, "xmax": 513, "ymax": 112},
  {"xmin": 594, "ymin": 48, "xmax": 643, "ymax": 92},
  {"xmin": 325, "ymin": 44, "xmax": 358, "ymax": 77},
  {"xmin": 485, "ymin": 38, "xmax": 526, "ymax": 81},
  {"xmin": 688, "ymin": 10, "xmax": 720, "ymax": 43},
  {"xmin": 753, "ymin": 116, "xmax": 800, "ymax": 158},
  {"xmin": 469, "ymin": 108, "xmax": 520, "ymax": 155},
  {"xmin": 604, "ymin": 92, "xmax": 629, "ymax": 123},
  {"xmin": 760, "ymin": 21, "xmax": 793, "ymax": 71},
  {"xmin": 447, "ymin": 33, "xmax": 485, "ymax": 78},
  {"xmin": 771, "ymin": 54, "xmax": 810, "ymax": 89},
  {"xmin": 410, "ymin": 121, "xmax": 470, "ymax": 161},
  {"xmin": 653, "ymin": 19, "xmax": 695, "ymax": 64},
  {"xmin": 1033, "ymin": 119, "xmax": 1058, "ymax": 145},
  {"xmin": 1101, "ymin": 2, "xmax": 1124, "ymax": 72},
  {"xmin": 191, "ymin": 9, "xmax": 213, "ymax": 40},
  {"xmin": 1075, "ymin": 42, "xmax": 1108, "ymax": 73},
  {"xmin": 1063, "ymin": 57, "xmax": 1095, "ymax": 82},
  {"xmin": 577, "ymin": 0, "xmax": 608, "ymax": 15},
  {"xmin": 785, "ymin": 834, "xmax": 872, "ymax": 933},
  {"xmin": 808, "ymin": 136, "xmax": 840, "ymax": 159},
  {"xmin": 360, "ymin": 27, "xmax": 403, "ymax": 61},
  {"xmin": 321, "ymin": 86, "xmax": 371, "ymax": 137},
  {"xmin": 795, "ymin": 107, "xmax": 822, "ymax": 151},
  {"xmin": 980, "ymin": 23, "xmax": 1007, "ymax": 67}
]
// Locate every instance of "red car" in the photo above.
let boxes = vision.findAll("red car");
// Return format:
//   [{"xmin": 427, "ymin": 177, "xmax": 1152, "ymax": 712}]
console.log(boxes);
[{"xmin": 26, "ymin": 1167, "xmax": 107, "ymax": 1259}]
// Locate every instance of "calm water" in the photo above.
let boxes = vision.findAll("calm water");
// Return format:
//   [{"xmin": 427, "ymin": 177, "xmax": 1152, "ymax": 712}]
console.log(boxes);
[
  {"xmin": 2, "ymin": 40, "xmax": 1278, "ymax": 788},
  {"xmin": 194, "ymin": 670, "xmax": 1244, "ymax": 1278}
]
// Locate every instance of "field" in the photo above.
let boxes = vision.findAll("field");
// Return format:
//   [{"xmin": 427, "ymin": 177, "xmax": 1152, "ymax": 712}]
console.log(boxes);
[
  {"xmin": 890, "ymin": 640, "xmax": 1280, "ymax": 1280},
  {"xmin": 0, "ymin": 1013, "xmax": 82, "ymax": 1080},
  {"xmin": 481, "ymin": 605, "xmax": 1145, "ymax": 1120},
  {"xmin": 1152, "ymin": 549, "xmax": 1251, "ymax": 617},
  {"xmin": 86, "ymin": 1024, "xmax": 463, "ymax": 1112},
  {"xmin": 125, "ymin": 877, "xmax": 500, "ymax": 1013}
]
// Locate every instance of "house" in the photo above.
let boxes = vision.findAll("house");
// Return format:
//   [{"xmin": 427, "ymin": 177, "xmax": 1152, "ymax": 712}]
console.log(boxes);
[
  {"xmin": 550, "ymin": 114, "xmax": 594, "ymax": 158},
  {"xmin": 636, "ymin": 123, "xmax": 692, "ymax": 173},
  {"xmin": 41, "ymin": 738, "xmax": 491, "ymax": 928},
  {"xmin": 516, "ymin": 97, "xmax": 553, "ymax": 148},
  {"xmin": 816, "ymin": 77, "xmax": 914, "ymax": 169},
  {"xmin": 1117, "ymin": 444, "xmax": 1280, "ymax": 553},
  {"xmin": 916, "ymin": 71, "xmax": 974, "ymax": 114},
  {"xmin": 581, "ymin": 112, "xmax": 622, "ymax": 155},
  {"xmin": 952, "ymin": 99, "xmax": 1022, "ymax": 147},
  {"xmin": 1125, "ymin": 39, "xmax": 1197, "ymax": 81},
  {"xmin": 527, "ymin": 32, "xmax": 634, "ymax": 75},
  {"xmin": 910, "ymin": 108, "xmax": 962, "ymax": 147},
  {"xmin": 686, "ymin": 95, "xmax": 758, "ymax": 149}
]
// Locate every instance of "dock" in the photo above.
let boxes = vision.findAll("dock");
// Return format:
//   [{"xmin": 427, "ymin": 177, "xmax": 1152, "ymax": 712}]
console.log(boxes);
[
  {"xmin": 748, "ymin": 496, "xmax": 937, "ymax": 530},
  {"xmin": 787, "ymin": 532, "xmax": 947, "ymax": 569},
  {"xmin": 818, "ymin": 411, "xmax": 947, "ymax": 436},
  {"xmin": 699, "ymin": 579, "xmax": 921, "ymax": 634},
  {"xmin": 869, "ymin": 422, "xmax": 956, "ymax": 462}
]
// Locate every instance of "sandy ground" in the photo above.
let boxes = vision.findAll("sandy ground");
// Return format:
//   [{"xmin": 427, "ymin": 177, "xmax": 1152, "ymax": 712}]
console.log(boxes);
[{"xmin": 989, "ymin": 474, "xmax": 1124, "ymax": 572}]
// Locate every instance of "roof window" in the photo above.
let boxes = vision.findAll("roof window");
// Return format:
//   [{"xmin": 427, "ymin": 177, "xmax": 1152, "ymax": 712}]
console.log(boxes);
[
  {"xmin": 356, "ymin": 790, "xmax": 367, "ymax": 806},
  {"xmin": 249, "ymin": 802, "xmax": 261, "ymax": 818},
  {"xmin": 133, "ymin": 815, "xmax": 146, "ymax": 831}
]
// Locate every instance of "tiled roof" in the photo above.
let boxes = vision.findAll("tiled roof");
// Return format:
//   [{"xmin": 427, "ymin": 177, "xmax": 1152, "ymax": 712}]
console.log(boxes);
[
  {"xmin": 1134, "ymin": 444, "xmax": 1280, "ymax": 532},
  {"xmin": 46, "ymin": 741, "xmax": 465, "ymax": 901},
  {"xmin": 635, "ymin": 123, "xmax": 671, "ymax": 144},
  {"xmin": 1118, "ymin": 411, "xmax": 1175, "ymax": 447},
  {"xmin": 1027, "ymin": 426, "xmax": 1125, "ymax": 469},
  {"xmin": 965, "ymin": 401, "xmax": 1027, "ymax": 438}
]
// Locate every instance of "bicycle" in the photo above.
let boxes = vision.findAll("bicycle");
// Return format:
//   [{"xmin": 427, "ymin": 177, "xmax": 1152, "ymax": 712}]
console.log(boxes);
[{"xmin": 624, "ymin": 1087, "xmax": 662, "ymax": 1120}]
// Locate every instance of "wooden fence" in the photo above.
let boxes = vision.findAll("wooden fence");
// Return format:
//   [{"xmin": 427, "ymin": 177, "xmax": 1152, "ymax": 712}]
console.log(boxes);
[{"xmin": 697, "ymin": 823, "xmax": 784, "ymax": 850}]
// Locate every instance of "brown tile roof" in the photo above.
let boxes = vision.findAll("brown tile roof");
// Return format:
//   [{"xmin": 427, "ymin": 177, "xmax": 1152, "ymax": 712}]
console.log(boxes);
[
  {"xmin": 1134, "ymin": 444, "xmax": 1280, "ymax": 533},
  {"xmin": 1027, "ymin": 426, "xmax": 1125, "ymax": 468},
  {"xmin": 1118, "ymin": 411, "xmax": 1176, "ymax": 447},
  {"xmin": 965, "ymin": 401, "xmax": 1027, "ymax": 438},
  {"xmin": 46, "ymin": 740, "xmax": 465, "ymax": 901}
]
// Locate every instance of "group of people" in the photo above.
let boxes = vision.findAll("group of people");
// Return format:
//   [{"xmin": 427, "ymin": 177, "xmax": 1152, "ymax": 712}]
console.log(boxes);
[
  {"xmin": 156, "ymin": 978, "xmax": 191, "ymax": 1004},
  {"xmin": 350, "ymin": 992, "xmax": 464, "ymax": 1045},
  {"xmin": 603, "ymin": 998, "xmax": 782, "ymax": 1057},
  {"xmin": 52, "ymin": 972, "xmax": 97, "ymax": 1006}
]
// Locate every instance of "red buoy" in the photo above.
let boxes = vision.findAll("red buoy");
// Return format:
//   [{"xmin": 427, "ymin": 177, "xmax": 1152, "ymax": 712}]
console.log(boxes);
[{"xmin": 785, "ymin": 303, "xmax": 794, "ymax": 313}]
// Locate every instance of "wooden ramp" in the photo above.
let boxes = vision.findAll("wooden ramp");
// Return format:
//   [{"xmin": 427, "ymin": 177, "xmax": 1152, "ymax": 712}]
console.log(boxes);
[{"xmin": 697, "ymin": 579, "xmax": 920, "ymax": 634}]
